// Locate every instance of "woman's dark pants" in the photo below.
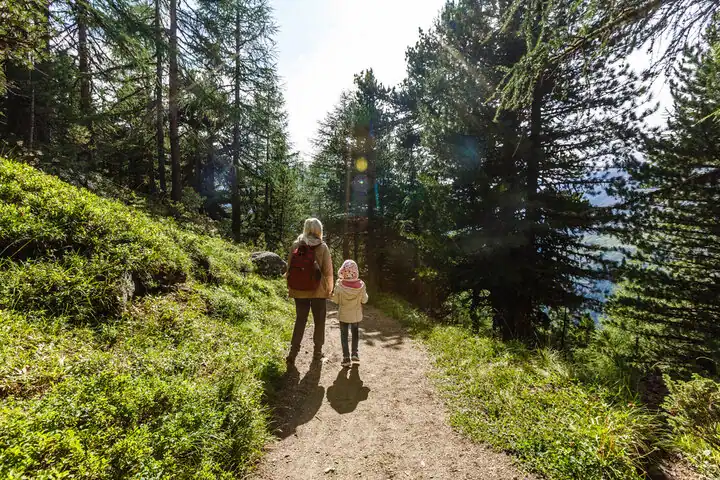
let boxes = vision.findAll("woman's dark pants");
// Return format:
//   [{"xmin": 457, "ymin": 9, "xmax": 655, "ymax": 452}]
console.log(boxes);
[{"xmin": 289, "ymin": 298, "xmax": 326, "ymax": 359}]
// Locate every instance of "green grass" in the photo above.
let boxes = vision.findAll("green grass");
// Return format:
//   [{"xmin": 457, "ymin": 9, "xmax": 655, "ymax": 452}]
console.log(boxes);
[
  {"xmin": 662, "ymin": 374, "xmax": 720, "ymax": 478},
  {"xmin": 0, "ymin": 158, "xmax": 294, "ymax": 478},
  {"xmin": 374, "ymin": 294, "xmax": 658, "ymax": 480}
]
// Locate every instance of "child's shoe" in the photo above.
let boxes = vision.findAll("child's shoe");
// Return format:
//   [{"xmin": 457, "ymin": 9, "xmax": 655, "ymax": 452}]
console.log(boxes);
[
  {"xmin": 351, "ymin": 354, "xmax": 360, "ymax": 364},
  {"xmin": 341, "ymin": 357, "xmax": 352, "ymax": 368}
]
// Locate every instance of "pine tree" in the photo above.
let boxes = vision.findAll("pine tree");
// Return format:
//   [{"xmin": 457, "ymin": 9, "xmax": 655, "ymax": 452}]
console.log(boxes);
[
  {"xmin": 154, "ymin": 0, "xmax": 165, "ymax": 193},
  {"xmin": 311, "ymin": 92, "xmax": 357, "ymax": 248},
  {"xmin": 609, "ymin": 23, "xmax": 720, "ymax": 372},
  {"xmin": 352, "ymin": 70, "xmax": 395, "ymax": 288},
  {"xmin": 168, "ymin": 0, "xmax": 181, "ymax": 200},
  {"xmin": 496, "ymin": 0, "xmax": 719, "ymax": 113},
  {"xmin": 310, "ymin": 72, "xmax": 398, "ymax": 279},
  {"xmin": 1, "ymin": 0, "xmax": 302, "ymax": 249},
  {"xmin": 0, "ymin": 0, "xmax": 49, "ymax": 96},
  {"xmin": 402, "ymin": 0, "xmax": 646, "ymax": 341},
  {"xmin": 1, "ymin": 0, "xmax": 51, "ymax": 147}
]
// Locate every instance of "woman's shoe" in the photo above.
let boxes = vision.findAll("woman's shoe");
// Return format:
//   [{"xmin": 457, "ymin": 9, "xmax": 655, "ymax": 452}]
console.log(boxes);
[
  {"xmin": 341, "ymin": 357, "xmax": 352, "ymax": 367},
  {"xmin": 351, "ymin": 354, "xmax": 360, "ymax": 364}
]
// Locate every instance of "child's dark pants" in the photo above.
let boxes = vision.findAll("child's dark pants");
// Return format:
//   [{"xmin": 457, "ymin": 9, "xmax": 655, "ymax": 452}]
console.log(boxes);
[{"xmin": 339, "ymin": 321, "xmax": 359, "ymax": 358}]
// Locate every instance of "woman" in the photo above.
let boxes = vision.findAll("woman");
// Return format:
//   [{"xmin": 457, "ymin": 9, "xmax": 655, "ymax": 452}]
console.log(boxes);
[{"xmin": 285, "ymin": 218, "xmax": 333, "ymax": 364}]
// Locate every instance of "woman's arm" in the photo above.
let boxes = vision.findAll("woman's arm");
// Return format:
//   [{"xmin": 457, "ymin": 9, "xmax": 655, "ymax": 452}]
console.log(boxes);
[
  {"xmin": 322, "ymin": 246, "xmax": 333, "ymax": 297},
  {"xmin": 284, "ymin": 243, "xmax": 295, "ymax": 278}
]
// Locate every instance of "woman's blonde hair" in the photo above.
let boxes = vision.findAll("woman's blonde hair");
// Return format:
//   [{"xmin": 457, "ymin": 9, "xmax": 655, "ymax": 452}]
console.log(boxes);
[{"xmin": 302, "ymin": 217, "xmax": 323, "ymax": 239}]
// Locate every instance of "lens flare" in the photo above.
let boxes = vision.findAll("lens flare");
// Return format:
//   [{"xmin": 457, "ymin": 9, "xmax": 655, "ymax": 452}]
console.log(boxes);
[{"xmin": 355, "ymin": 157, "xmax": 368, "ymax": 172}]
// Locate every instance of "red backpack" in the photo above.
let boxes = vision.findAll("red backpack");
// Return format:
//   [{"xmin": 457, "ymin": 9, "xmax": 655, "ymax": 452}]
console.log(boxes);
[{"xmin": 287, "ymin": 243, "xmax": 322, "ymax": 291}]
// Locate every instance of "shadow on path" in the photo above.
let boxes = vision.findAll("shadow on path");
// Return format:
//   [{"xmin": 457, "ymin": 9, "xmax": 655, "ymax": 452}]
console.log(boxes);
[
  {"xmin": 253, "ymin": 305, "xmax": 535, "ymax": 480},
  {"xmin": 329, "ymin": 303, "xmax": 407, "ymax": 350},
  {"xmin": 326, "ymin": 365, "xmax": 370, "ymax": 414},
  {"xmin": 269, "ymin": 358, "xmax": 324, "ymax": 439}
]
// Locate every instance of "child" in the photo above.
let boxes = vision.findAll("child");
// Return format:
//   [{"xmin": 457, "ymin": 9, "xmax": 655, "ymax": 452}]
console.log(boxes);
[{"xmin": 331, "ymin": 260, "xmax": 368, "ymax": 367}]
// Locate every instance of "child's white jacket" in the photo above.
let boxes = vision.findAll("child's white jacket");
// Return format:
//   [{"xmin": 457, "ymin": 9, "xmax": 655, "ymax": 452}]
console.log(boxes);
[{"xmin": 331, "ymin": 280, "xmax": 368, "ymax": 324}]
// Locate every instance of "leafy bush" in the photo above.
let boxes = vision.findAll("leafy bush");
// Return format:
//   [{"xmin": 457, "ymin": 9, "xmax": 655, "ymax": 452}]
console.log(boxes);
[
  {"xmin": 374, "ymin": 294, "xmax": 658, "ymax": 480},
  {"xmin": 0, "ymin": 158, "xmax": 294, "ymax": 478},
  {"xmin": 662, "ymin": 374, "xmax": 720, "ymax": 478}
]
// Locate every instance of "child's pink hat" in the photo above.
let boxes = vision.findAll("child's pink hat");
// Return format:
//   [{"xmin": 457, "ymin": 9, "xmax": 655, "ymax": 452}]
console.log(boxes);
[{"xmin": 338, "ymin": 259, "xmax": 359, "ymax": 281}]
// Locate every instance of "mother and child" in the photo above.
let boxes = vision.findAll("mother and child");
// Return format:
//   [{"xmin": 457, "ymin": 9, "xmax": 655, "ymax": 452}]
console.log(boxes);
[{"xmin": 285, "ymin": 218, "xmax": 368, "ymax": 368}]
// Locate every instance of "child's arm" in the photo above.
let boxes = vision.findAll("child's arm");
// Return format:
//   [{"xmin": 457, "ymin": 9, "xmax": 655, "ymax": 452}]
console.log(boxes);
[
  {"xmin": 331, "ymin": 281, "xmax": 340, "ymax": 303},
  {"xmin": 362, "ymin": 285, "xmax": 369, "ymax": 304}
]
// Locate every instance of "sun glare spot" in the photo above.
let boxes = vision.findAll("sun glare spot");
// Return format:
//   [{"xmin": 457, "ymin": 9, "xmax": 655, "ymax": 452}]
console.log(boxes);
[{"xmin": 356, "ymin": 157, "xmax": 368, "ymax": 172}]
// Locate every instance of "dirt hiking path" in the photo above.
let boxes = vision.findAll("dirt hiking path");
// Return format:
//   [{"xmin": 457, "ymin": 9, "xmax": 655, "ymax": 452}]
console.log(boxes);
[{"xmin": 251, "ymin": 304, "xmax": 534, "ymax": 480}]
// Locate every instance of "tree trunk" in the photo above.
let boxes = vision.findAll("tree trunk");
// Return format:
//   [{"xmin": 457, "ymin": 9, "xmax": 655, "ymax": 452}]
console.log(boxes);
[
  {"xmin": 29, "ymin": 67, "xmax": 35, "ymax": 149},
  {"xmin": 194, "ymin": 149, "xmax": 203, "ymax": 193},
  {"xmin": 231, "ymin": 8, "xmax": 242, "ymax": 241},
  {"xmin": 470, "ymin": 289, "xmax": 482, "ymax": 333},
  {"xmin": 365, "ymin": 133, "xmax": 379, "ymax": 288},
  {"xmin": 353, "ymin": 231, "xmax": 359, "ymax": 268},
  {"xmin": 409, "ymin": 145, "xmax": 420, "ymax": 272},
  {"xmin": 527, "ymin": 68, "xmax": 543, "ymax": 238},
  {"xmin": 514, "ymin": 73, "xmax": 545, "ymax": 343},
  {"xmin": 76, "ymin": 0, "xmax": 94, "ymax": 167},
  {"xmin": 343, "ymin": 146, "xmax": 352, "ymax": 259},
  {"xmin": 203, "ymin": 142, "xmax": 215, "ymax": 194},
  {"xmin": 168, "ymin": 0, "xmax": 181, "ymax": 201},
  {"xmin": 278, "ymin": 169, "xmax": 286, "ymax": 245},
  {"xmin": 130, "ymin": 149, "xmax": 142, "ymax": 189},
  {"xmin": 144, "ymin": 151, "xmax": 153, "ymax": 192},
  {"xmin": 154, "ymin": 0, "xmax": 165, "ymax": 194},
  {"xmin": 264, "ymin": 131, "xmax": 270, "ymax": 229},
  {"xmin": 512, "ymin": 0, "xmax": 549, "ymax": 344},
  {"xmin": 34, "ymin": 0, "xmax": 52, "ymax": 145},
  {"xmin": 231, "ymin": 166, "xmax": 242, "ymax": 241},
  {"xmin": 492, "ymin": 290, "xmax": 533, "ymax": 342},
  {"xmin": 78, "ymin": 2, "xmax": 90, "ymax": 119}
]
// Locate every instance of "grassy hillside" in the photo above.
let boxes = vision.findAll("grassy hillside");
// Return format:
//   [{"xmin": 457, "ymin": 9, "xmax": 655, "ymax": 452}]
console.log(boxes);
[{"xmin": 0, "ymin": 159, "xmax": 294, "ymax": 479}]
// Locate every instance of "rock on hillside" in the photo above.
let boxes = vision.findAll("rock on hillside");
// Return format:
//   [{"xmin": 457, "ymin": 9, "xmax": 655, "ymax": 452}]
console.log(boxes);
[{"xmin": 251, "ymin": 251, "xmax": 287, "ymax": 277}]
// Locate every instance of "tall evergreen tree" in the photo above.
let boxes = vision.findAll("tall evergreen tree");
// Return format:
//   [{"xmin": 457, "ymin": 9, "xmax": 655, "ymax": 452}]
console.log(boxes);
[
  {"xmin": 609, "ymin": 23, "xmax": 720, "ymax": 372},
  {"xmin": 402, "ymin": 0, "xmax": 645, "ymax": 340},
  {"xmin": 153, "ymin": 0, "xmax": 164, "ymax": 193},
  {"xmin": 496, "ymin": 0, "xmax": 719, "ymax": 113},
  {"xmin": 168, "ymin": 0, "xmax": 181, "ymax": 200},
  {"xmin": 1, "ymin": 0, "xmax": 301, "ymax": 248},
  {"xmin": 310, "ymin": 71, "xmax": 398, "ymax": 280},
  {"xmin": 0, "ymin": 0, "xmax": 49, "ymax": 95}
]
